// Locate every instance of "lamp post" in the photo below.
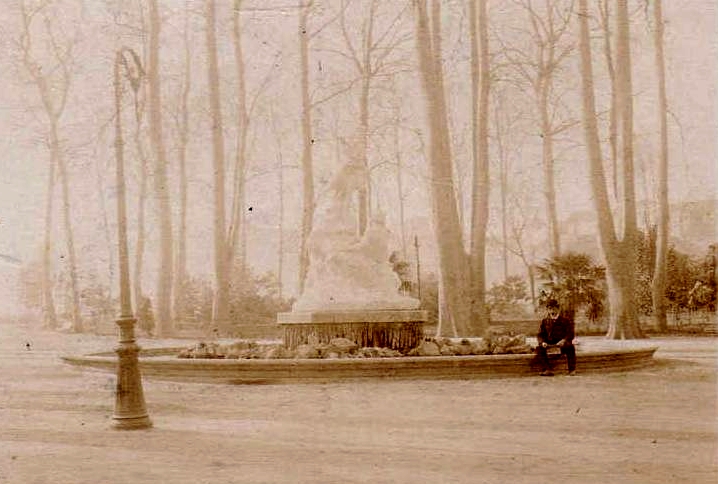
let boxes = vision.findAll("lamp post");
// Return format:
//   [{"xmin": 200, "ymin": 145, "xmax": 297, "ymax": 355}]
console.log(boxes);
[{"xmin": 112, "ymin": 48, "xmax": 151, "ymax": 430}]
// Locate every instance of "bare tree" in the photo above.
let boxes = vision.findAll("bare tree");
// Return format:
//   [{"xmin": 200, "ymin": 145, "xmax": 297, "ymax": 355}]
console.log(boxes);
[
  {"xmin": 129, "ymin": 8, "xmax": 149, "ymax": 324},
  {"xmin": 497, "ymin": 0, "xmax": 575, "ymax": 258},
  {"xmin": 228, "ymin": 0, "xmax": 250, "ymax": 275},
  {"xmin": 491, "ymin": 88, "xmax": 524, "ymax": 281},
  {"xmin": 651, "ymin": 0, "xmax": 669, "ymax": 332},
  {"xmin": 172, "ymin": 2, "xmax": 192, "ymax": 321},
  {"xmin": 18, "ymin": 1, "xmax": 82, "ymax": 332},
  {"xmin": 270, "ymin": 105, "xmax": 285, "ymax": 300},
  {"xmin": 468, "ymin": 0, "xmax": 491, "ymax": 329},
  {"xmin": 415, "ymin": 0, "xmax": 480, "ymax": 336},
  {"xmin": 205, "ymin": 0, "xmax": 277, "ymax": 327},
  {"xmin": 598, "ymin": 0, "xmax": 619, "ymax": 197},
  {"xmin": 148, "ymin": 0, "xmax": 174, "ymax": 336},
  {"xmin": 337, "ymin": 0, "xmax": 412, "ymax": 235},
  {"xmin": 507, "ymin": 197, "xmax": 539, "ymax": 308},
  {"xmin": 297, "ymin": 0, "xmax": 315, "ymax": 294},
  {"xmin": 42, "ymin": 148, "xmax": 57, "ymax": 328},
  {"xmin": 577, "ymin": 0, "xmax": 643, "ymax": 339},
  {"xmin": 205, "ymin": 0, "xmax": 230, "ymax": 326},
  {"xmin": 392, "ymin": 96, "xmax": 408, "ymax": 260},
  {"xmin": 297, "ymin": 0, "xmax": 342, "ymax": 293}
]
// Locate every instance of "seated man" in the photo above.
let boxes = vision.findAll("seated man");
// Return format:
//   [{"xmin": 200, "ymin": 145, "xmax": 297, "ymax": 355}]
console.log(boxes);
[{"xmin": 536, "ymin": 299, "xmax": 576, "ymax": 376}]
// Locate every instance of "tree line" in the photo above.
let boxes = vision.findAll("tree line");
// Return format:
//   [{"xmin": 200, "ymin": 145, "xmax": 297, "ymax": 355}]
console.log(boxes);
[{"xmin": 11, "ymin": 0, "xmax": 694, "ymax": 339}]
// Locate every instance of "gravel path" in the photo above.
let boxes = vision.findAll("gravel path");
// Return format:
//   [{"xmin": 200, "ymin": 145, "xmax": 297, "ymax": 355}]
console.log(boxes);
[{"xmin": 1, "ymin": 319, "xmax": 716, "ymax": 483}]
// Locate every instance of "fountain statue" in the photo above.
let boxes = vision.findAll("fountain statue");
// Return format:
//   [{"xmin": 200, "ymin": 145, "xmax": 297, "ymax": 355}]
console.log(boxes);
[{"xmin": 277, "ymin": 161, "xmax": 426, "ymax": 351}]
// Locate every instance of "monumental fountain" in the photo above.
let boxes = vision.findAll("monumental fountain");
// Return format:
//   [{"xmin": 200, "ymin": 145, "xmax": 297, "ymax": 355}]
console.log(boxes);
[
  {"xmin": 277, "ymin": 161, "xmax": 427, "ymax": 351},
  {"xmin": 62, "ymin": 162, "xmax": 659, "ymax": 383}
]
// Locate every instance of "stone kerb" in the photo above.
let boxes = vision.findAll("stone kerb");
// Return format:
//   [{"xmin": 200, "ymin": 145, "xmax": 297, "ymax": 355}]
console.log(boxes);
[{"xmin": 62, "ymin": 341, "xmax": 658, "ymax": 385}]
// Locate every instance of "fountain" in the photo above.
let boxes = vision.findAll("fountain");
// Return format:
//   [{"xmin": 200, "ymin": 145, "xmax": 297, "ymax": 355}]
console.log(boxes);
[
  {"xmin": 277, "ymin": 161, "xmax": 427, "ymax": 351},
  {"xmin": 62, "ymin": 162, "xmax": 659, "ymax": 384}
]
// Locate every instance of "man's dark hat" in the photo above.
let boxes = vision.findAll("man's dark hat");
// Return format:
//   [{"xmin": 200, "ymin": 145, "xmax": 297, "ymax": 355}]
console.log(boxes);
[{"xmin": 546, "ymin": 298, "xmax": 560, "ymax": 309}]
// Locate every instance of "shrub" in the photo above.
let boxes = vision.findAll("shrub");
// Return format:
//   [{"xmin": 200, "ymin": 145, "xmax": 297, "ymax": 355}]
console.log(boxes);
[
  {"xmin": 487, "ymin": 275, "xmax": 531, "ymax": 319},
  {"xmin": 536, "ymin": 252, "xmax": 606, "ymax": 322}
]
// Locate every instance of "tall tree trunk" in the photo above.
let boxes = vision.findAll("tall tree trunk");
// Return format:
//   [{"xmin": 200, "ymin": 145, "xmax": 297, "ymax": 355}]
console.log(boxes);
[
  {"xmin": 527, "ymin": 263, "xmax": 536, "ymax": 309},
  {"xmin": 469, "ymin": 0, "xmax": 490, "ymax": 332},
  {"xmin": 539, "ymin": 75, "xmax": 561, "ymax": 257},
  {"xmin": 600, "ymin": 0, "xmax": 619, "ymax": 199},
  {"xmin": 229, "ymin": 0, "xmax": 249, "ymax": 277},
  {"xmin": 148, "ymin": 0, "xmax": 174, "ymax": 336},
  {"xmin": 298, "ymin": 2, "xmax": 315, "ymax": 295},
  {"xmin": 494, "ymin": 98, "xmax": 509, "ymax": 281},
  {"xmin": 356, "ymin": 5, "xmax": 375, "ymax": 236},
  {"xmin": 357, "ymin": 75, "xmax": 370, "ymax": 235},
  {"xmin": 173, "ymin": 11, "xmax": 191, "ymax": 321},
  {"xmin": 132, "ymin": 89, "xmax": 148, "ymax": 322},
  {"xmin": 415, "ymin": 0, "xmax": 473, "ymax": 336},
  {"xmin": 611, "ymin": 0, "xmax": 642, "ymax": 338},
  {"xmin": 132, "ymin": 1, "xmax": 148, "ymax": 319},
  {"xmin": 651, "ymin": 0, "xmax": 669, "ymax": 332},
  {"xmin": 52, "ymin": 121, "xmax": 82, "ymax": 332},
  {"xmin": 42, "ymin": 160, "xmax": 57, "ymax": 328},
  {"xmin": 95, "ymin": 142, "xmax": 115, "ymax": 310},
  {"xmin": 277, "ymin": 154, "xmax": 284, "ymax": 301},
  {"xmin": 499, "ymin": 155, "xmax": 508, "ymax": 281},
  {"xmin": 577, "ymin": 0, "xmax": 643, "ymax": 339},
  {"xmin": 394, "ymin": 111, "xmax": 408, "ymax": 260},
  {"xmin": 206, "ymin": 0, "xmax": 230, "ymax": 326},
  {"xmin": 606, "ymin": 265, "xmax": 640, "ymax": 338}
]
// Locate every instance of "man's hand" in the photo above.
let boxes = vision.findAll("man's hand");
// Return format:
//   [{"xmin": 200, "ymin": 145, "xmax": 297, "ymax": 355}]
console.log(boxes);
[{"xmin": 541, "ymin": 342, "xmax": 548, "ymax": 348}]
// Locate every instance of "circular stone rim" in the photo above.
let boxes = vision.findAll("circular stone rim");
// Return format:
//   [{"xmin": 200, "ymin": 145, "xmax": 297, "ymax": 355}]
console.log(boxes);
[{"xmin": 62, "ymin": 340, "xmax": 659, "ymax": 384}]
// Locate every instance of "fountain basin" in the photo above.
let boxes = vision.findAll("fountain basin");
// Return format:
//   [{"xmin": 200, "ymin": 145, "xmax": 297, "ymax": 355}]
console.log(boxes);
[{"xmin": 62, "ymin": 339, "xmax": 658, "ymax": 384}]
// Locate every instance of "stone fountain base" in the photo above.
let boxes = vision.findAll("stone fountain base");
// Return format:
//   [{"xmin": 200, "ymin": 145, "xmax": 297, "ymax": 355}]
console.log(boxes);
[{"xmin": 277, "ymin": 309, "xmax": 428, "ymax": 352}]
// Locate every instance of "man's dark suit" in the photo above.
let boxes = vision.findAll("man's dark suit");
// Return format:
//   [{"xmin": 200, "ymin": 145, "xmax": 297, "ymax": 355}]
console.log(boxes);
[{"xmin": 536, "ymin": 314, "xmax": 576, "ymax": 373}]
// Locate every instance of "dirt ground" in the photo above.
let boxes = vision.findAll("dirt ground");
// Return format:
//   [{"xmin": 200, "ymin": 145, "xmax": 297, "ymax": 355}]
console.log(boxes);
[{"xmin": 1, "ymin": 318, "xmax": 716, "ymax": 484}]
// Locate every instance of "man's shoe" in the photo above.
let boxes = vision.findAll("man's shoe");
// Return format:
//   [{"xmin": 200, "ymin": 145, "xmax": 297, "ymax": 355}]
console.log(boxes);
[
  {"xmin": 540, "ymin": 370, "xmax": 554, "ymax": 376},
  {"xmin": 567, "ymin": 370, "xmax": 577, "ymax": 376}
]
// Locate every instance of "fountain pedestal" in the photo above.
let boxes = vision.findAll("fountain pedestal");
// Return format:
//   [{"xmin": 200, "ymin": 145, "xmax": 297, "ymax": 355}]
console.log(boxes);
[{"xmin": 278, "ymin": 309, "xmax": 428, "ymax": 352}]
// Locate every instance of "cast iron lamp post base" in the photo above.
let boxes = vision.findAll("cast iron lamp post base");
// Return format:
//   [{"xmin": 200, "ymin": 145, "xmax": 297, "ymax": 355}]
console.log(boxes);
[{"xmin": 112, "ymin": 316, "xmax": 152, "ymax": 430}]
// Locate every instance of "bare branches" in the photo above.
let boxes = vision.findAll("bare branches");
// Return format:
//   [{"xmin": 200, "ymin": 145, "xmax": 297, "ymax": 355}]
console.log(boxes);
[
  {"xmin": 309, "ymin": 77, "xmax": 360, "ymax": 108},
  {"xmin": 339, "ymin": 0, "xmax": 362, "ymax": 72},
  {"xmin": 17, "ymin": 0, "xmax": 76, "ymax": 123},
  {"xmin": 369, "ymin": 1, "xmax": 411, "ymax": 54},
  {"xmin": 247, "ymin": 56, "xmax": 280, "ymax": 122}
]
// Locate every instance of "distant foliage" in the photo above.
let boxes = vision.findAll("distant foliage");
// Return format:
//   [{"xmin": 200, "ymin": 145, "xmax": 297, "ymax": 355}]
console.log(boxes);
[
  {"xmin": 174, "ymin": 271, "xmax": 293, "ymax": 329},
  {"xmin": 487, "ymin": 275, "xmax": 530, "ymax": 319},
  {"xmin": 536, "ymin": 252, "xmax": 606, "ymax": 322},
  {"xmin": 418, "ymin": 272, "xmax": 439, "ymax": 326},
  {"xmin": 174, "ymin": 276, "xmax": 214, "ymax": 324},
  {"xmin": 693, "ymin": 244, "xmax": 717, "ymax": 312},
  {"xmin": 79, "ymin": 276, "xmax": 114, "ymax": 331},
  {"xmin": 227, "ymin": 271, "xmax": 293, "ymax": 326},
  {"xmin": 635, "ymin": 230, "xmax": 716, "ymax": 314},
  {"xmin": 635, "ymin": 228, "xmax": 657, "ymax": 315}
]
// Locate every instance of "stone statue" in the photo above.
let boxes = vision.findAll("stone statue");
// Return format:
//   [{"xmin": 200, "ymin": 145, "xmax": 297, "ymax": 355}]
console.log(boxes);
[{"xmin": 293, "ymin": 162, "xmax": 420, "ymax": 312}]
